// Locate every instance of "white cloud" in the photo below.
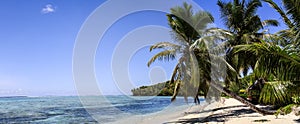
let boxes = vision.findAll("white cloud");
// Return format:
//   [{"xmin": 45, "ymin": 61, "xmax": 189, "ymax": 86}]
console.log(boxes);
[{"xmin": 41, "ymin": 4, "xmax": 55, "ymax": 14}]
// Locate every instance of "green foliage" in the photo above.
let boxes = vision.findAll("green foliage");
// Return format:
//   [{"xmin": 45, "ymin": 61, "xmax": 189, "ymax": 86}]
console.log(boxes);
[
  {"xmin": 239, "ymin": 74, "xmax": 256, "ymax": 89},
  {"xmin": 286, "ymin": 82, "xmax": 300, "ymax": 98},
  {"xmin": 235, "ymin": 41, "xmax": 300, "ymax": 81},
  {"xmin": 275, "ymin": 104, "xmax": 296, "ymax": 117},
  {"xmin": 258, "ymin": 81, "xmax": 292, "ymax": 106},
  {"xmin": 131, "ymin": 81, "xmax": 175, "ymax": 96},
  {"xmin": 263, "ymin": 0, "xmax": 300, "ymax": 47},
  {"xmin": 228, "ymin": 82, "xmax": 241, "ymax": 94},
  {"xmin": 292, "ymin": 96, "xmax": 300, "ymax": 104},
  {"xmin": 131, "ymin": 80, "xmax": 208, "ymax": 96},
  {"xmin": 143, "ymin": 0, "xmax": 300, "ymax": 112},
  {"xmin": 217, "ymin": 0, "xmax": 279, "ymax": 93}
]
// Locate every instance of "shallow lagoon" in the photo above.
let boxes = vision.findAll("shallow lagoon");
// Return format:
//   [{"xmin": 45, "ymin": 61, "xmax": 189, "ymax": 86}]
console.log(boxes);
[{"xmin": 0, "ymin": 96, "xmax": 203, "ymax": 123}]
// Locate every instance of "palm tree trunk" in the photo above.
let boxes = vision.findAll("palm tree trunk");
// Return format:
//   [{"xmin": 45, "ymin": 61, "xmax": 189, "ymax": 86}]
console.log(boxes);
[{"xmin": 209, "ymin": 81, "xmax": 275, "ymax": 115}]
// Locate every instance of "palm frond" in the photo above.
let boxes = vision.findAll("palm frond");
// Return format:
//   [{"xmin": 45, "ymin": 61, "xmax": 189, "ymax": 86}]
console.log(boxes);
[
  {"xmin": 147, "ymin": 49, "xmax": 176, "ymax": 67},
  {"xmin": 217, "ymin": 0, "xmax": 233, "ymax": 28},
  {"xmin": 245, "ymin": 0, "xmax": 262, "ymax": 17},
  {"xmin": 283, "ymin": 0, "xmax": 300, "ymax": 27},
  {"xmin": 262, "ymin": 19, "xmax": 279, "ymax": 27},
  {"xmin": 234, "ymin": 42, "xmax": 300, "ymax": 81},
  {"xmin": 263, "ymin": 0, "xmax": 294, "ymax": 28},
  {"xmin": 149, "ymin": 42, "xmax": 180, "ymax": 51},
  {"xmin": 259, "ymin": 81, "xmax": 292, "ymax": 106},
  {"xmin": 245, "ymin": 15, "xmax": 263, "ymax": 32}
]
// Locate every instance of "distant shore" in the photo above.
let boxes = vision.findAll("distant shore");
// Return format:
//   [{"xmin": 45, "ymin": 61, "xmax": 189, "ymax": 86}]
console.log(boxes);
[
  {"xmin": 0, "ymin": 96, "xmax": 28, "ymax": 98},
  {"xmin": 165, "ymin": 98, "xmax": 299, "ymax": 124}
]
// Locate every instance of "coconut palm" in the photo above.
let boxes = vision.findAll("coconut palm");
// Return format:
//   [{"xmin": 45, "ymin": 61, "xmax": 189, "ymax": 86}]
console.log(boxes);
[
  {"xmin": 147, "ymin": 2, "xmax": 214, "ymax": 104},
  {"xmin": 195, "ymin": 0, "xmax": 283, "ymax": 115},
  {"xmin": 148, "ymin": 1, "xmax": 289, "ymax": 115},
  {"xmin": 221, "ymin": 0, "xmax": 300, "ymax": 113},
  {"xmin": 235, "ymin": 41, "xmax": 300, "ymax": 81},
  {"xmin": 255, "ymin": 0, "xmax": 300, "ymax": 85},
  {"xmin": 148, "ymin": 2, "xmax": 275, "ymax": 115},
  {"xmin": 263, "ymin": 0, "xmax": 300, "ymax": 47},
  {"xmin": 217, "ymin": 0, "xmax": 279, "ymax": 87},
  {"xmin": 259, "ymin": 81, "xmax": 292, "ymax": 106},
  {"xmin": 234, "ymin": 40, "xmax": 300, "ymax": 106},
  {"xmin": 217, "ymin": 0, "xmax": 279, "ymax": 45}
]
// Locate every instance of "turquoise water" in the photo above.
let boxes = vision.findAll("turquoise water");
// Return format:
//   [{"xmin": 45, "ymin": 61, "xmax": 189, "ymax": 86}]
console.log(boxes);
[{"xmin": 0, "ymin": 96, "xmax": 204, "ymax": 123}]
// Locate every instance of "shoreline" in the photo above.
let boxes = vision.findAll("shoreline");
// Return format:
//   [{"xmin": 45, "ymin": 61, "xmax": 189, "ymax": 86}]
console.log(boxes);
[{"xmin": 164, "ymin": 98, "xmax": 299, "ymax": 124}]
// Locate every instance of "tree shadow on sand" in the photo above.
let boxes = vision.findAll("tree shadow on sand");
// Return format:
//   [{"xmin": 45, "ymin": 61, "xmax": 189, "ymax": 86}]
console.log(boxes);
[
  {"xmin": 164, "ymin": 105, "xmax": 259, "ymax": 124},
  {"xmin": 294, "ymin": 118, "xmax": 300, "ymax": 123},
  {"xmin": 183, "ymin": 105, "xmax": 247, "ymax": 115}
]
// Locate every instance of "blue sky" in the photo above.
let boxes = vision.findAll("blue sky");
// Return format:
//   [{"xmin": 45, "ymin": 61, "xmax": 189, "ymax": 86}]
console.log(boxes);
[{"xmin": 0, "ymin": 0, "xmax": 284, "ymax": 96}]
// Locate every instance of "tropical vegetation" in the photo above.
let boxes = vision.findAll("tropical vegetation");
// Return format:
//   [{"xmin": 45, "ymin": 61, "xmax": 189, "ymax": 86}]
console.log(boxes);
[
  {"xmin": 131, "ymin": 81, "xmax": 207, "ymax": 96},
  {"xmin": 147, "ymin": 2, "xmax": 214, "ymax": 104},
  {"xmin": 131, "ymin": 81, "xmax": 175, "ymax": 96},
  {"xmin": 138, "ymin": 0, "xmax": 300, "ymax": 115}
]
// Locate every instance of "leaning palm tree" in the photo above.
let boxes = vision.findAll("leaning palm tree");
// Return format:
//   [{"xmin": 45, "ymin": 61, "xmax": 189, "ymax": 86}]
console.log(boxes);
[
  {"xmin": 148, "ymin": 1, "xmax": 282, "ymax": 115},
  {"xmin": 196, "ymin": 0, "xmax": 282, "ymax": 115},
  {"xmin": 148, "ymin": 1, "xmax": 277, "ymax": 115},
  {"xmin": 147, "ymin": 2, "xmax": 214, "ymax": 104}
]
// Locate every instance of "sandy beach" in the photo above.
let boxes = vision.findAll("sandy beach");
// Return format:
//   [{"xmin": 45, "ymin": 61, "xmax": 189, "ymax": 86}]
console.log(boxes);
[{"xmin": 165, "ymin": 98, "xmax": 299, "ymax": 124}]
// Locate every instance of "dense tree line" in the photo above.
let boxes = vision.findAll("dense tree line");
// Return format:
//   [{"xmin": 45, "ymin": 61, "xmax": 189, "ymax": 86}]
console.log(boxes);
[
  {"xmin": 131, "ymin": 81, "xmax": 208, "ymax": 96},
  {"xmin": 131, "ymin": 81, "xmax": 176, "ymax": 96}
]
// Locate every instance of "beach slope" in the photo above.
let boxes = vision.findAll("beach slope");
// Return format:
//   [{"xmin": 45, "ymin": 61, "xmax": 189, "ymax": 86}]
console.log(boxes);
[{"xmin": 166, "ymin": 98, "xmax": 299, "ymax": 124}]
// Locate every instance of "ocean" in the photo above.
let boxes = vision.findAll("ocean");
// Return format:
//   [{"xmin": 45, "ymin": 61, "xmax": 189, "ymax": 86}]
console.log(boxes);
[{"xmin": 0, "ymin": 96, "xmax": 204, "ymax": 123}]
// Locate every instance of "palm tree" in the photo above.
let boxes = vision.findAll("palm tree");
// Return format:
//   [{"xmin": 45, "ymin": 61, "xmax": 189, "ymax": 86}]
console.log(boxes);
[
  {"xmin": 263, "ymin": 0, "xmax": 300, "ymax": 47},
  {"xmin": 254, "ymin": 0, "xmax": 300, "ymax": 106},
  {"xmin": 234, "ymin": 40, "xmax": 300, "ymax": 106},
  {"xmin": 148, "ymin": 1, "xmax": 285, "ymax": 115},
  {"xmin": 199, "ymin": 0, "xmax": 282, "ymax": 115},
  {"xmin": 218, "ymin": 0, "xmax": 300, "ymax": 114},
  {"xmin": 217, "ymin": 0, "xmax": 278, "ymax": 87},
  {"xmin": 147, "ymin": 2, "xmax": 214, "ymax": 104}
]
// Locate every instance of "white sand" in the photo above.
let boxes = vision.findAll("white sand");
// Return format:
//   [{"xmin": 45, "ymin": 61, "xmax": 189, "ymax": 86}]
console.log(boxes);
[{"xmin": 165, "ymin": 98, "xmax": 299, "ymax": 124}]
